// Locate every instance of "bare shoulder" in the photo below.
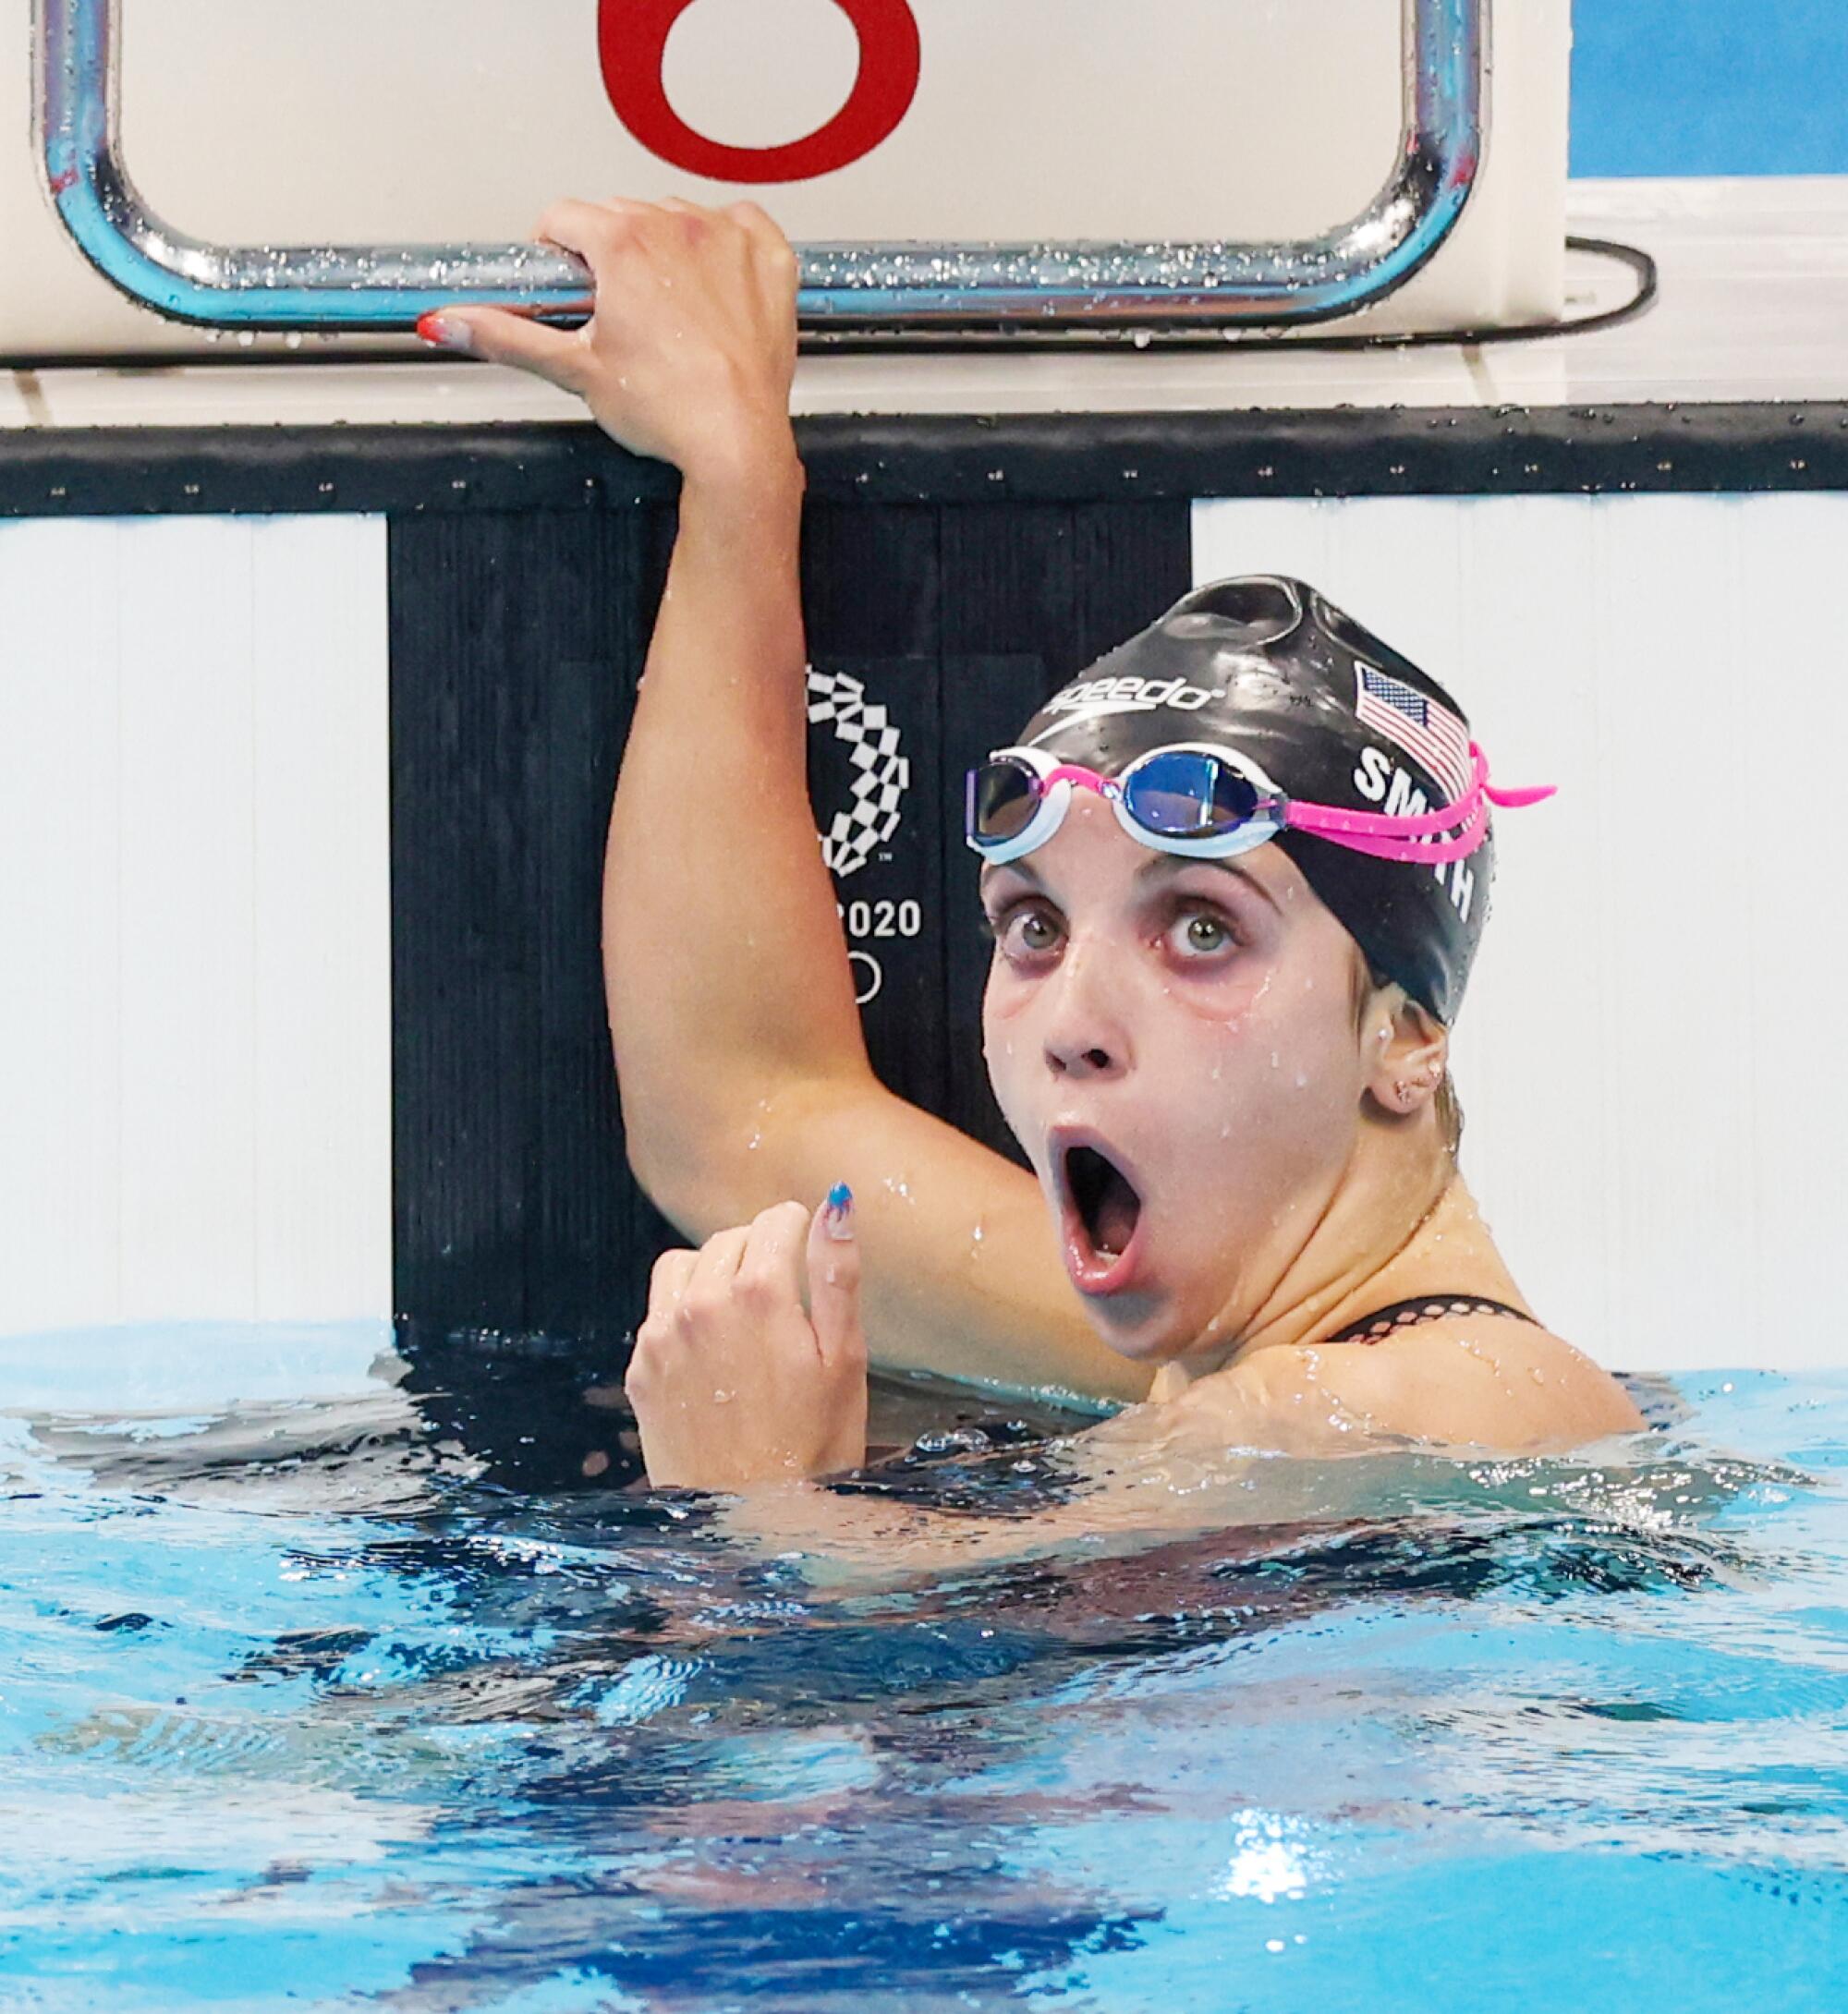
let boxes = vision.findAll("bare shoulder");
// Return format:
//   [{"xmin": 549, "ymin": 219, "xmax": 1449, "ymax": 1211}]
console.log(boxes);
[{"xmin": 1184, "ymin": 1318, "xmax": 1648, "ymax": 1456}]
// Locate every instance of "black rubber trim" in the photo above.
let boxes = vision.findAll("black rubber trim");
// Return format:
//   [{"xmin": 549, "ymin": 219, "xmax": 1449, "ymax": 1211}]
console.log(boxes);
[{"xmin": 1, "ymin": 403, "xmax": 1842, "ymax": 516}]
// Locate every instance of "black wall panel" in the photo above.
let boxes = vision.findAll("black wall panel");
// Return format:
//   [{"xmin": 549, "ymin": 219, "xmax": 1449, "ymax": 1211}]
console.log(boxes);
[
  {"xmin": 389, "ymin": 506, "xmax": 676, "ymax": 1353},
  {"xmin": 388, "ymin": 496, "xmax": 1192, "ymax": 1353}
]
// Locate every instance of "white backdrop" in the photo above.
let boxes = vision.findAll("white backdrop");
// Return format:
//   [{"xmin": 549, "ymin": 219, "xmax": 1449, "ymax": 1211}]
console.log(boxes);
[
  {"xmin": 0, "ymin": 516, "xmax": 392, "ymax": 1336},
  {"xmin": 1196, "ymin": 491, "xmax": 1848, "ymax": 1373}
]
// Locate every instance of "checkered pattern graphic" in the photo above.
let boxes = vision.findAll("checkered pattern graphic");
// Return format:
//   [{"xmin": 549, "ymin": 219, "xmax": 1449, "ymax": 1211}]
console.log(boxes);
[{"xmin": 805, "ymin": 666, "xmax": 911, "ymax": 879}]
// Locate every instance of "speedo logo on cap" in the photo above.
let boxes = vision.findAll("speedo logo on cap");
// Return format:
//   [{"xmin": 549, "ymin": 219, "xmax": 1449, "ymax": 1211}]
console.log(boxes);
[{"xmin": 1039, "ymin": 674, "xmax": 1227, "ymax": 719}]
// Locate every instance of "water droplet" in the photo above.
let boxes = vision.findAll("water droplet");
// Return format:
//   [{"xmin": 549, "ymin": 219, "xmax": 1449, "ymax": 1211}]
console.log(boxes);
[{"xmin": 711, "ymin": 1389, "xmax": 734, "ymax": 1405}]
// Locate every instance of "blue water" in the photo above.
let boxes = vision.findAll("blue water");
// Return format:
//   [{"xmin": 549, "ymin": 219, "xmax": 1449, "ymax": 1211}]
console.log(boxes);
[{"xmin": 2, "ymin": 1325, "xmax": 1846, "ymax": 2011}]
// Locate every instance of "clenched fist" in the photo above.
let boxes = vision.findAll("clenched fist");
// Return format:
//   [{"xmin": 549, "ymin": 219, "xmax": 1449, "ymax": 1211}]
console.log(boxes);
[{"xmin": 626, "ymin": 1188, "xmax": 867, "ymax": 1491}]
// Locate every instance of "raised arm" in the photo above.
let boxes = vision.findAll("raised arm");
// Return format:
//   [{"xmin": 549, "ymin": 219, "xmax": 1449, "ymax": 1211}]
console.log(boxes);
[{"xmin": 420, "ymin": 199, "xmax": 1145, "ymax": 1405}]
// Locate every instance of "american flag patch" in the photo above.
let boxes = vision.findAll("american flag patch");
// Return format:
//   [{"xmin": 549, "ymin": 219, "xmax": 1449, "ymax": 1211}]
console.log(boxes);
[{"xmin": 1354, "ymin": 664, "xmax": 1472, "ymax": 803}]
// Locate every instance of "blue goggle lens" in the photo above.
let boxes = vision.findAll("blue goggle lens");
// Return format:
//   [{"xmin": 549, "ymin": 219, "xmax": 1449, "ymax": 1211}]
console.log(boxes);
[{"xmin": 1123, "ymin": 750, "xmax": 1263, "ymax": 835}]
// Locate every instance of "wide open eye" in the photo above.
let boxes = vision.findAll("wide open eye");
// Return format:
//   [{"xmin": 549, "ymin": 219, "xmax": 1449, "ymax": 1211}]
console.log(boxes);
[
  {"xmin": 1125, "ymin": 752, "xmax": 1262, "ymax": 837},
  {"xmin": 1168, "ymin": 907, "xmax": 1236, "ymax": 959},
  {"xmin": 992, "ymin": 904, "xmax": 1063, "ymax": 961}
]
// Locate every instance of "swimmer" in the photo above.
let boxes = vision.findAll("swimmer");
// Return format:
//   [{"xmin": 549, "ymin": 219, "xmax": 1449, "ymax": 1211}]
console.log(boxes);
[{"xmin": 419, "ymin": 197, "xmax": 1646, "ymax": 1525}]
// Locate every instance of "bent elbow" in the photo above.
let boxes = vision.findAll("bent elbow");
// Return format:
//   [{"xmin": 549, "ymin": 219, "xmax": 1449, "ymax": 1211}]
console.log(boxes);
[
  {"xmin": 620, "ymin": 1073, "xmax": 861, "ymax": 1242},
  {"xmin": 622, "ymin": 1097, "xmax": 772, "ymax": 1243},
  {"xmin": 622, "ymin": 1122, "xmax": 711, "ymax": 1239}
]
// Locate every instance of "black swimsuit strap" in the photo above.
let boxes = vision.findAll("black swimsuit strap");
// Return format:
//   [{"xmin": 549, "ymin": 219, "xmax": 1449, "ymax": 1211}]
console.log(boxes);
[{"xmin": 1324, "ymin": 1295, "xmax": 1539, "ymax": 1346}]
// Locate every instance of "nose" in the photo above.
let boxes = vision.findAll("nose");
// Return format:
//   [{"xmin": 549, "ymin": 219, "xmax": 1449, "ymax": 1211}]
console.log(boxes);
[{"xmin": 1040, "ymin": 939, "xmax": 1131, "ymax": 1081}]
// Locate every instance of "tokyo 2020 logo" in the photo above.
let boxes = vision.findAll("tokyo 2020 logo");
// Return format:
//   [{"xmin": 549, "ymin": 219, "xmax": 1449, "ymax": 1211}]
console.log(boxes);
[{"xmin": 804, "ymin": 666, "xmax": 909, "ymax": 879}]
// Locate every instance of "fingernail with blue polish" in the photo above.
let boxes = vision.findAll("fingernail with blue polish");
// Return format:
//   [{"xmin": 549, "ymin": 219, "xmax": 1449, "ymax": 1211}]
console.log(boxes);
[{"xmin": 824, "ymin": 1182, "xmax": 856, "ymax": 1240}]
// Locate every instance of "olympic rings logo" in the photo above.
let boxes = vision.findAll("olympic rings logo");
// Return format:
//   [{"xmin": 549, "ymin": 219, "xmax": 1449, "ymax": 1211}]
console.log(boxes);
[{"xmin": 599, "ymin": 0, "xmax": 921, "ymax": 183}]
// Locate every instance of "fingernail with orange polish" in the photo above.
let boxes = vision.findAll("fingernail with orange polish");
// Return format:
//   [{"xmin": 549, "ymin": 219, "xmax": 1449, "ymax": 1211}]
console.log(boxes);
[{"xmin": 417, "ymin": 311, "xmax": 473, "ymax": 352}]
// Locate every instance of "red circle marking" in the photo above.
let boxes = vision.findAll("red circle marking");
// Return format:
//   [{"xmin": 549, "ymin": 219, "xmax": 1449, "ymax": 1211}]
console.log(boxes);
[{"xmin": 600, "ymin": 0, "xmax": 921, "ymax": 184}]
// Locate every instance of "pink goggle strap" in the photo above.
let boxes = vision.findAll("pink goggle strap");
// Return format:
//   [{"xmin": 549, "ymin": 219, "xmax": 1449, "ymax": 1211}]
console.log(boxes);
[
  {"xmin": 1024, "ymin": 749, "xmax": 1556, "ymax": 868},
  {"xmin": 1040, "ymin": 763, "xmax": 1112, "ymax": 793},
  {"xmin": 1284, "ymin": 746, "xmax": 1557, "ymax": 866}
]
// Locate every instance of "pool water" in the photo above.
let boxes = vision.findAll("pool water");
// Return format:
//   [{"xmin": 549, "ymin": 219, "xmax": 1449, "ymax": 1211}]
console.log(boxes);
[{"xmin": 2, "ymin": 1324, "xmax": 1845, "ymax": 2012}]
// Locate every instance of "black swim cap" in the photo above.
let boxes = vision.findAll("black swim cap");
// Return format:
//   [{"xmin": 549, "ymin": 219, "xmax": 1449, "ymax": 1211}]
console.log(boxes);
[{"xmin": 1010, "ymin": 576, "xmax": 1491, "ymax": 1023}]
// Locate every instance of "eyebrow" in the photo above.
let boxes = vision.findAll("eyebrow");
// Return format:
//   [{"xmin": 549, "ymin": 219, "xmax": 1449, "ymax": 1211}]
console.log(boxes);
[
  {"xmin": 979, "ymin": 853, "xmax": 1282, "ymax": 916},
  {"xmin": 979, "ymin": 858, "xmax": 1046, "ymax": 897},
  {"xmin": 1137, "ymin": 852, "xmax": 1283, "ymax": 914}
]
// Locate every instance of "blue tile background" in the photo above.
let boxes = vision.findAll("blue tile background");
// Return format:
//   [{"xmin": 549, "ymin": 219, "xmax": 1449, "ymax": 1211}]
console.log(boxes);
[{"xmin": 1572, "ymin": 1, "xmax": 1848, "ymax": 176}]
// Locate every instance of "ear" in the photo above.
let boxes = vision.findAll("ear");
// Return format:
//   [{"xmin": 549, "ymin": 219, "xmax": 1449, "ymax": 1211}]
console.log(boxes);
[{"xmin": 1362, "ymin": 985, "xmax": 1450, "ymax": 1117}]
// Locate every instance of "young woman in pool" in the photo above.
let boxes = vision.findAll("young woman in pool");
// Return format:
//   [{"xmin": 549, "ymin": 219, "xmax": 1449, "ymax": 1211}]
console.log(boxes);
[{"xmin": 419, "ymin": 196, "xmax": 1646, "ymax": 1511}]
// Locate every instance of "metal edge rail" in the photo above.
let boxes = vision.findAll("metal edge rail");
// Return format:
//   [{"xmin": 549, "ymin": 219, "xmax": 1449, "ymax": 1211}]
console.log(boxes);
[{"xmin": 35, "ymin": 0, "xmax": 1484, "ymax": 332}]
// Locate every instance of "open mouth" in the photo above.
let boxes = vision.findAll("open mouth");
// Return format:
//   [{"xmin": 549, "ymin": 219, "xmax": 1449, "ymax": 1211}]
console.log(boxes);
[{"xmin": 1065, "ymin": 1143, "xmax": 1143, "ymax": 1262}]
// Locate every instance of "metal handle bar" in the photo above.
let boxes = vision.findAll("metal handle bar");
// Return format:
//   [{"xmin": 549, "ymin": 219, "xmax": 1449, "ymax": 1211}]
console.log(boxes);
[{"xmin": 35, "ymin": 0, "xmax": 1484, "ymax": 331}]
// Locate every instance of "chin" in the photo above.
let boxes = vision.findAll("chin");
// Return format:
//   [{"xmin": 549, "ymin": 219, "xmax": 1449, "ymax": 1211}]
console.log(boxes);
[
  {"xmin": 1088, "ymin": 1291, "xmax": 1218, "ymax": 1366},
  {"xmin": 1074, "ymin": 1289, "xmax": 1168, "ymax": 1358}
]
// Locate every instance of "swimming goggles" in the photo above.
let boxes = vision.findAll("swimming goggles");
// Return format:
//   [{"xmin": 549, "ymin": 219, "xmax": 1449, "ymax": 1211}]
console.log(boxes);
[{"xmin": 964, "ymin": 741, "xmax": 1554, "ymax": 868}]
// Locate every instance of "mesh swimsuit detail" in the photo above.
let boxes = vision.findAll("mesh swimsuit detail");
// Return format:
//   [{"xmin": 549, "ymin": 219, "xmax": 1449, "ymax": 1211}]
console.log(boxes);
[{"xmin": 1324, "ymin": 1295, "xmax": 1539, "ymax": 1346}]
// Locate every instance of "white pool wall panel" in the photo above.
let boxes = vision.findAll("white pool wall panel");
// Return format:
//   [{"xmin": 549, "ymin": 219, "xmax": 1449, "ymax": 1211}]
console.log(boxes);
[
  {"xmin": 1195, "ymin": 491, "xmax": 1848, "ymax": 1375},
  {"xmin": 0, "ymin": 515, "xmax": 393, "ymax": 1335}
]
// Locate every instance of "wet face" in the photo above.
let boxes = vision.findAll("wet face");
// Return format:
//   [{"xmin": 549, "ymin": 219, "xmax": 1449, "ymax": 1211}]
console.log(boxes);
[{"xmin": 979, "ymin": 794, "xmax": 1377, "ymax": 1365}]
